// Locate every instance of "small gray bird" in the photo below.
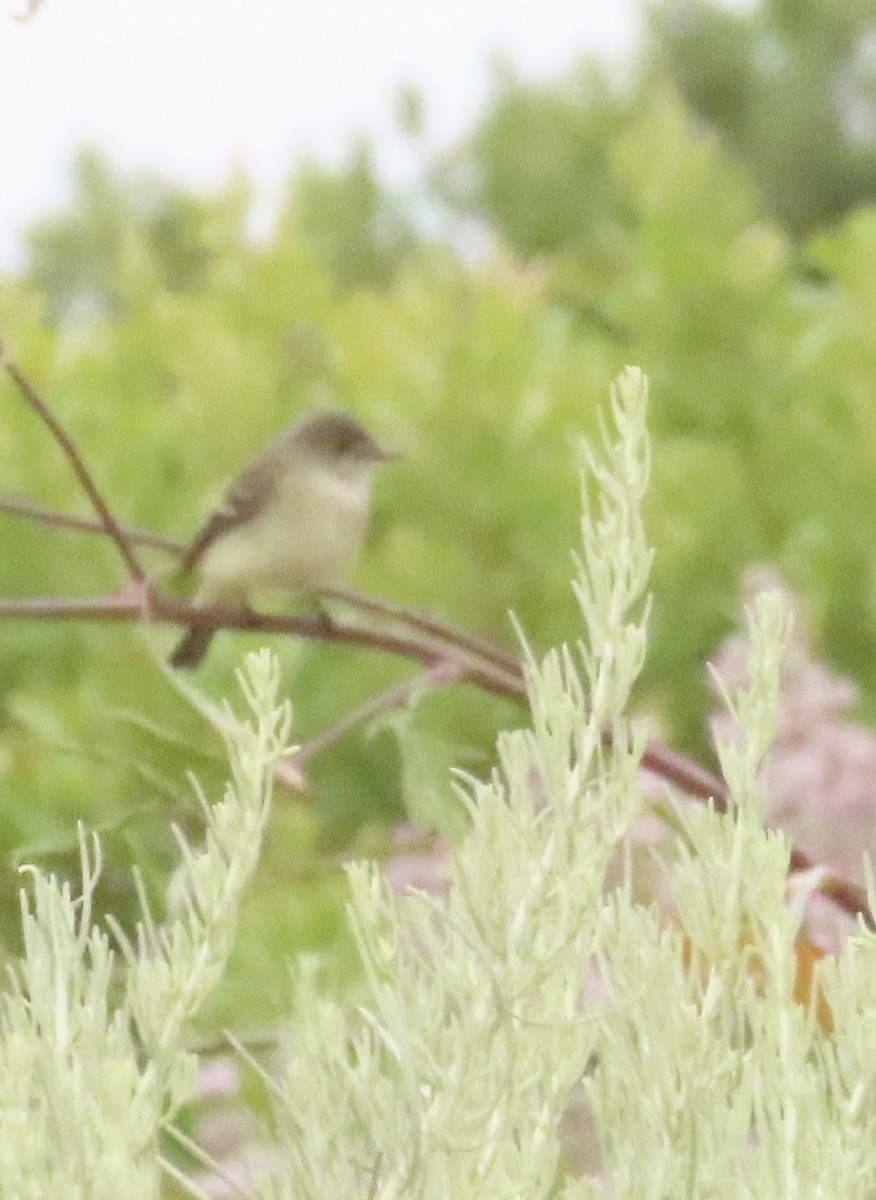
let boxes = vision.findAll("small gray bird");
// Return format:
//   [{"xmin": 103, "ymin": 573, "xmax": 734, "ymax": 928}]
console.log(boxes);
[{"xmin": 170, "ymin": 409, "xmax": 394, "ymax": 668}]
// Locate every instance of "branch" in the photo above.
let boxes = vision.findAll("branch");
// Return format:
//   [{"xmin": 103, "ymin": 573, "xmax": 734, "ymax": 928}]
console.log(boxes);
[
  {"xmin": 0, "ymin": 495, "xmax": 523, "ymax": 682},
  {"xmin": 323, "ymin": 585, "xmax": 520, "ymax": 675},
  {"xmin": 0, "ymin": 590, "xmax": 528, "ymax": 700},
  {"xmin": 0, "ymin": 339, "xmax": 146, "ymax": 581},
  {"xmin": 639, "ymin": 738, "xmax": 727, "ymax": 806},
  {"xmin": 291, "ymin": 662, "xmax": 463, "ymax": 770},
  {"xmin": 639, "ymin": 735, "xmax": 874, "ymax": 929},
  {"xmin": 0, "ymin": 493, "xmax": 184, "ymax": 555},
  {"xmin": 0, "ymin": 497, "xmax": 525, "ymax": 679}
]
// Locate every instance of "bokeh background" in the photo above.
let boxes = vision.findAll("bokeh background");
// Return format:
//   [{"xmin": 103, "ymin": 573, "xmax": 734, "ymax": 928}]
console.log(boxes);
[{"xmin": 3, "ymin": 0, "xmax": 876, "ymax": 1031}]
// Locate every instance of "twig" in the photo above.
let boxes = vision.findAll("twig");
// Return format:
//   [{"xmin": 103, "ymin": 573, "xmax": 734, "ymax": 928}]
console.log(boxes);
[
  {"xmin": 0, "ymin": 339, "xmax": 146, "ymax": 581},
  {"xmin": 292, "ymin": 663, "xmax": 463, "ymax": 768},
  {"xmin": 323, "ymin": 585, "xmax": 520, "ymax": 675},
  {"xmin": 0, "ymin": 493, "xmax": 185, "ymax": 555},
  {"xmin": 0, "ymin": 497, "xmax": 524, "ymax": 676},
  {"xmin": 639, "ymin": 734, "xmax": 873, "ymax": 929},
  {"xmin": 0, "ymin": 590, "xmax": 528, "ymax": 700},
  {"xmin": 639, "ymin": 739, "xmax": 727, "ymax": 806}
]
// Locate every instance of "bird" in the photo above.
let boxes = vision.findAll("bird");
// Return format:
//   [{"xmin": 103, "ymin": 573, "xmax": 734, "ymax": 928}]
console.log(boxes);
[{"xmin": 169, "ymin": 409, "xmax": 394, "ymax": 668}]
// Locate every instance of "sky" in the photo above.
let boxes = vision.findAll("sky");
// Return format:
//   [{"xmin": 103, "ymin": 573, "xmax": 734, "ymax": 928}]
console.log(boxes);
[{"xmin": 0, "ymin": 0, "xmax": 642, "ymax": 267}]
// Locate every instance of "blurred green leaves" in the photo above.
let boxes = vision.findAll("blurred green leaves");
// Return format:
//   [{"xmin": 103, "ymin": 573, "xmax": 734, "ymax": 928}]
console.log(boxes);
[
  {"xmin": 4, "ymin": 10, "xmax": 876, "ymax": 1022},
  {"xmin": 653, "ymin": 0, "xmax": 876, "ymax": 237}
]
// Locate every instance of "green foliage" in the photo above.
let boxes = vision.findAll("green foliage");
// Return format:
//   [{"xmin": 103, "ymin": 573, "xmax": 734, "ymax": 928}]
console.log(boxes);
[
  {"xmin": 289, "ymin": 139, "xmax": 419, "ymax": 287},
  {"xmin": 652, "ymin": 0, "xmax": 876, "ymax": 236},
  {"xmin": 4, "ymin": 11, "xmax": 876, "ymax": 1188},
  {"xmin": 25, "ymin": 149, "xmax": 215, "ymax": 322},
  {"xmin": 5, "ymin": 19, "xmax": 876, "ymax": 1033},
  {"xmin": 394, "ymin": 82, "xmax": 427, "ymax": 139},
  {"xmin": 435, "ymin": 61, "xmax": 636, "ymax": 267}
]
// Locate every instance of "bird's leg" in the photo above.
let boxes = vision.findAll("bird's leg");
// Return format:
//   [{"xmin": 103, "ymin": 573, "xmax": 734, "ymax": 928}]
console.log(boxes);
[{"xmin": 312, "ymin": 594, "xmax": 337, "ymax": 635}]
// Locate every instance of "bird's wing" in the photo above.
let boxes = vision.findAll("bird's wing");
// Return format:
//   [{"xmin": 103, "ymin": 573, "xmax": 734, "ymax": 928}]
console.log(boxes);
[{"xmin": 179, "ymin": 441, "xmax": 283, "ymax": 573}]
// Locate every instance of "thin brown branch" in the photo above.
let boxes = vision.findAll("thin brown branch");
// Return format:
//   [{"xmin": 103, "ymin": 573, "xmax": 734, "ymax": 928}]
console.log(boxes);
[
  {"xmin": 292, "ymin": 663, "xmax": 463, "ymax": 769},
  {"xmin": 639, "ymin": 739, "xmax": 728, "ymax": 808},
  {"xmin": 0, "ymin": 339, "xmax": 146, "ymax": 581},
  {"xmin": 815, "ymin": 871, "xmax": 872, "ymax": 929},
  {"xmin": 0, "ymin": 493, "xmax": 185, "ymax": 555},
  {"xmin": 640, "ymin": 735, "xmax": 873, "ymax": 929},
  {"xmin": 323, "ymin": 585, "xmax": 520, "ymax": 675},
  {"xmin": 152, "ymin": 597, "xmax": 526, "ymax": 697},
  {"xmin": 0, "ymin": 589, "xmax": 528, "ymax": 699},
  {"xmin": 1, "ymin": 583, "xmax": 872, "ymax": 925},
  {"xmin": 0, "ymin": 496, "xmax": 526, "ymax": 680},
  {"xmin": 0, "ymin": 594, "xmax": 151, "ymax": 620}
]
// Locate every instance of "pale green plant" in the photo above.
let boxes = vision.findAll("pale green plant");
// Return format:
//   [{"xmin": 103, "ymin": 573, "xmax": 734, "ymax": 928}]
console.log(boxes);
[
  {"xmin": 256, "ymin": 366, "xmax": 653, "ymax": 1199},
  {"xmin": 258, "ymin": 367, "xmax": 876, "ymax": 1198},
  {"xmin": 0, "ymin": 649, "xmax": 292, "ymax": 1200},
  {"xmin": 586, "ymin": 588, "xmax": 876, "ymax": 1195}
]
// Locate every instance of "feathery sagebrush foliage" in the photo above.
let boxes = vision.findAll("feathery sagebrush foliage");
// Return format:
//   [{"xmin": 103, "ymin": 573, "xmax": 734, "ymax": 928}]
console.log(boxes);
[
  {"xmin": 0, "ymin": 651, "xmax": 290, "ymax": 1199},
  {"xmin": 259, "ymin": 366, "xmax": 652, "ymax": 1197},
  {"xmin": 247, "ymin": 369, "xmax": 876, "ymax": 1195}
]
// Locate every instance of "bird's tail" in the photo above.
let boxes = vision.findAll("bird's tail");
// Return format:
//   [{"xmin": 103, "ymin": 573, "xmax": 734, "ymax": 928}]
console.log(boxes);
[{"xmin": 169, "ymin": 624, "xmax": 215, "ymax": 669}]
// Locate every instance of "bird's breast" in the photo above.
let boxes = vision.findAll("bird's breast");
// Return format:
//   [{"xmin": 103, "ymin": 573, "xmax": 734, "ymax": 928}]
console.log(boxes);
[{"xmin": 198, "ymin": 466, "xmax": 372, "ymax": 601}]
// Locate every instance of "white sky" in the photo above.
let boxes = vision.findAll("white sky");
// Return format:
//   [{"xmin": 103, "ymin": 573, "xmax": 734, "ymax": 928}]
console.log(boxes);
[{"xmin": 0, "ymin": 0, "xmax": 641, "ymax": 267}]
